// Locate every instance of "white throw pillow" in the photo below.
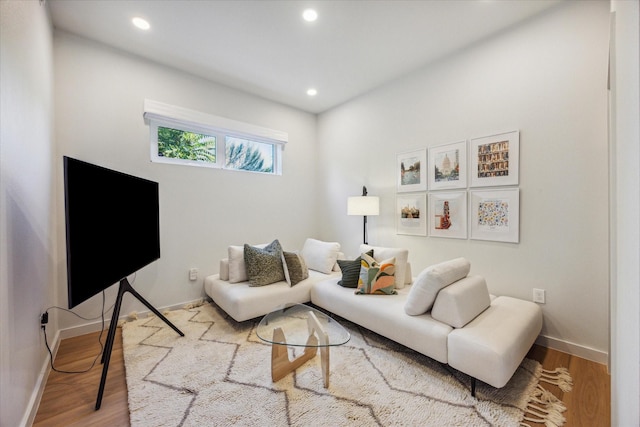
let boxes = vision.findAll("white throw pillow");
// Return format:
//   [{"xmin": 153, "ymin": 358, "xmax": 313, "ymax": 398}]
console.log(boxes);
[
  {"xmin": 228, "ymin": 243, "xmax": 267, "ymax": 283},
  {"xmin": 219, "ymin": 258, "xmax": 229, "ymax": 281},
  {"xmin": 359, "ymin": 244, "xmax": 409, "ymax": 289},
  {"xmin": 300, "ymin": 238, "xmax": 341, "ymax": 274},
  {"xmin": 404, "ymin": 257, "xmax": 471, "ymax": 316}
]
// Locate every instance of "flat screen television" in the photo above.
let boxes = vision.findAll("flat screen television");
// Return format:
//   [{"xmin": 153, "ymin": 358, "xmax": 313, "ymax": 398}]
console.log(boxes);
[{"xmin": 63, "ymin": 156, "xmax": 160, "ymax": 309}]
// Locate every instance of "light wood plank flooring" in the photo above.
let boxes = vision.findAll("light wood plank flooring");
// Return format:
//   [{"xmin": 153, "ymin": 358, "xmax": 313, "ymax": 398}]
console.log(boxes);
[{"xmin": 34, "ymin": 330, "xmax": 610, "ymax": 426}]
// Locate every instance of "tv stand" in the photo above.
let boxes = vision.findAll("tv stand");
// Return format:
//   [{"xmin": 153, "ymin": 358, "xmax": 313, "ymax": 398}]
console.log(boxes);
[{"xmin": 95, "ymin": 277, "xmax": 184, "ymax": 410}]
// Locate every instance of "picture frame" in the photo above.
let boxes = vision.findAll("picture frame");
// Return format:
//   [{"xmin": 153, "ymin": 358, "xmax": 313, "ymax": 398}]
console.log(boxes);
[
  {"xmin": 469, "ymin": 188, "xmax": 520, "ymax": 243},
  {"xmin": 397, "ymin": 149, "xmax": 427, "ymax": 192},
  {"xmin": 428, "ymin": 141, "xmax": 467, "ymax": 190},
  {"xmin": 428, "ymin": 191, "xmax": 468, "ymax": 239},
  {"xmin": 469, "ymin": 131, "xmax": 519, "ymax": 187},
  {"xmin": 396, "ymin": 193, "xmax": 427, "ymax": 236}
]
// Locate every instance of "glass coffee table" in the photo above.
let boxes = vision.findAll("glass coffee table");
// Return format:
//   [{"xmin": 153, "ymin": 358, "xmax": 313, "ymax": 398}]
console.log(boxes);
[{"xmin": 256, "ymin": 303, "xmax": 350, "ymax": 387}]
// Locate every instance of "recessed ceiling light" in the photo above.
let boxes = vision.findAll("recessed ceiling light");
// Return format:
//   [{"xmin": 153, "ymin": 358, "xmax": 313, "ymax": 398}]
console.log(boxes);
[
  {"xmin": 302, "ymin": 9, "xmax": 318, "ymax": 22},
  {"xmin": 307, "ymin": 88, "xmax": 318, "ymax": 96},
  {"xmin": 132, "ymin": 17, "xmax": 150, "ymax": 30}
]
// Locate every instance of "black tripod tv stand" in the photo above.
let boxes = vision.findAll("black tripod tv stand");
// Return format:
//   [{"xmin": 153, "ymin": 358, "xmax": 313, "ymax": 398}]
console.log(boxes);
[{"xmin": 95, "ymin": 277, "xmax": 184, "ymax": 410}]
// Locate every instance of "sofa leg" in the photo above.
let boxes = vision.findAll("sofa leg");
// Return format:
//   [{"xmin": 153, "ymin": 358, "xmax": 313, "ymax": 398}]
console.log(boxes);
[{"xmin": 471, "ymin": 377, "xmax": 476, "ymax": 397}]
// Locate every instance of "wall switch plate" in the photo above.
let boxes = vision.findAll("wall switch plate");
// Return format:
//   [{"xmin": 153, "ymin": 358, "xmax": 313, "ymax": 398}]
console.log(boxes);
[
  {"xmin": 533, "ymin": 288, "xmax": 546, "ymax": 304},
  {"xmin": 189, "ymin": 268, "xmax": 198, "ymax": 281}
]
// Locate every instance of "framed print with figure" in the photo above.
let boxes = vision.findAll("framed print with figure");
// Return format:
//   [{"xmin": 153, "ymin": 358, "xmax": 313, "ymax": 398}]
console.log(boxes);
[
  {"xmin": 397, "ymin": 149, "xmax": 427, "ymax": 192},
  {"xmin": 428, "ymin": 191, "xmax": 467, "ymax": 239},
  {"xmin": 396, "ymin": 193, "xmax": 427, "ymax": 236},
  {"xmin": 428, "ymin": 141, "xmax": 467, "ymax": 190},
  {"xmin": 470, "ymin": 131, "xmax": 519, "ymax": 187},
  {"xmin": 470, "ymin": 188, "xmax": 519, "ymax": 243}
]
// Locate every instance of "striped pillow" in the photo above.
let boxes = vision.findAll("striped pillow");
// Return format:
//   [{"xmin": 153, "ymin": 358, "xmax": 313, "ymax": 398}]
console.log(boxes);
[
  {"xmin": 337, "ymin": 250, "xmax": 373, "ymax": 288},
  {"xmin": 356, "ymin": 253, "xmax": 397, "ymax": 295}
]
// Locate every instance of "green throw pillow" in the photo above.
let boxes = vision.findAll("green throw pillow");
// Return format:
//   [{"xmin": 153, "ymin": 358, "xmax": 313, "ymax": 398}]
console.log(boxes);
[
  {"xmin": 355, "ymin": 253, "xmax": 397, "ymax": 295},
  {"xmin": 337, "ymin": 250, "xmax": 374, "ymax": 288},
  {"xmin": 244, "ymin": 239, "xmax": 285, "ymax": 286}
]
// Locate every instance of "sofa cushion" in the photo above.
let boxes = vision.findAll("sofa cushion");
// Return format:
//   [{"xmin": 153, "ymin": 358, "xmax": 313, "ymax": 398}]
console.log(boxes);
[
  {"xmin": 447, "ymin": 296, "xmax": 543, "ymax": 388},
  {"xmin": 244, "ymin": 240, "xmax": 285, "ymax": 287},
  {"xmin": 336, "ymin": 249, "xmax": 374, "ymax": 288},
  {"xmin": 360, "ymin": 244, "xmax": 409, "ymax": 289},
  {"xmin": 228, "ymin": 243, "xmax": 268, "ymax": 283},
  {"xmin": 356, "ymin": 254, "xmax": 397, "ymax": 295},
  {"xmin": 404, "ymin": 257, "xmax": 471, "ymax": 316},
  {"xmin": 301, "ymin": 238, "xmax": 341, "ymax": 274},
  {"xmin": 281, "ymin": 251, "xmax": 309, "ymax": 286},
  {"xmin": 310, "ymin": 278, "xmax": 452, "ymax": 364},
  {"xmin": 205, "ymin": 270, "xmax": 339, "ymax": 322},
  {"xmin": 430, "ymin": 275, "xmax": 491, "ymax": 328}
]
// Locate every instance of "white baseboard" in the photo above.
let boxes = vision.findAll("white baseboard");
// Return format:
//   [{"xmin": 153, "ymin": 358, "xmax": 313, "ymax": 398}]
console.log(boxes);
[
  {"xmin": 21, "ymin": 328, "xmax": 61, "ymax": 427},
  {"xmin": 59, "ymin": 297, "xmax": 205, "ymax": 339},
  {"xmin": 536, "ymin": 334, "xmax": 609, "ymax": 366}
]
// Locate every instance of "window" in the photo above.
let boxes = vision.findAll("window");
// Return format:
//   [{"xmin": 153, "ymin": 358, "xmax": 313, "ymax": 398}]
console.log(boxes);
[{"xmin": 144, "ymin": 100, "xmax": 287, "ymax": 174}]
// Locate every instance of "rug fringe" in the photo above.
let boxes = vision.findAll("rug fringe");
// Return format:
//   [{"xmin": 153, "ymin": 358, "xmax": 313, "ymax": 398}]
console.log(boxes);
[
  {"xmin": 183, "ymin": 298, "xmax": 205, "ymax": 309},
  {"xmin": 540, "ymin": 367, "xmax": 573, "ymax": 392},
  {"xmin": 520, "ymin": 367, "xmax": 572, "ymax": 427}
]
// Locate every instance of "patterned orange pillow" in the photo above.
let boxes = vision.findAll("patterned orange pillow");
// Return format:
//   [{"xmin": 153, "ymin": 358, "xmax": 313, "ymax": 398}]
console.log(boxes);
[{"xmin": 355, "ymin": 253, "xmax": 397, "ymax": 295}]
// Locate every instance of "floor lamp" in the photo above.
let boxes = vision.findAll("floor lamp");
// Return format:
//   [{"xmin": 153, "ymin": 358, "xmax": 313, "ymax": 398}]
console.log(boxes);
[{"xmin": 348, "ymin": 186, "xmax": 380, "ymax": 244}]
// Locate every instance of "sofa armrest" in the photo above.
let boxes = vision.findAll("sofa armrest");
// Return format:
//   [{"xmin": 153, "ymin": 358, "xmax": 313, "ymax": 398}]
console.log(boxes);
[{"xmin": 431, "ymin": 275, "xmax": 491, "ymax": 328}]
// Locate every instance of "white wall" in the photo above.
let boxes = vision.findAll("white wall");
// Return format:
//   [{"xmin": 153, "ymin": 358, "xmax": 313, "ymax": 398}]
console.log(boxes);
[
  {"xmin": 610, "ymin": 0, "xmax": 640, "ymax": 425},
  {"xmin": 0, "ymin": 1, "xmax": 55, "ymax": 426},
  {"xmin": 318, "ymin": 1, "xmax": 611, "ymax": 362},
  {"xmin": 53, "ymin": 31, "xmax": 320, "ymax": 330}
]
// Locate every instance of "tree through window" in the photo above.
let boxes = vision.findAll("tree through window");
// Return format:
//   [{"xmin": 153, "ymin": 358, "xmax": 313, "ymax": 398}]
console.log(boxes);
[{"xmin": 145, "ymin": 100, "xmax": 286, "ymax": 175}]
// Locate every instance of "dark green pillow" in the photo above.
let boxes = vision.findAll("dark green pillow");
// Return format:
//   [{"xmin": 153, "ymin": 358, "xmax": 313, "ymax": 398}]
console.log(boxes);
[{"xmin": 337, "ymin": 250, "xmax": 373, "ymax": 288}]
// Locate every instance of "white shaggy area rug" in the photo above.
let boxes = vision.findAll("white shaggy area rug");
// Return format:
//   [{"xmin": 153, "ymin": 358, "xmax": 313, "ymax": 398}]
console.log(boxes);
[{"xmin": 121, "ymin": 303, "xmax": 571, "ymax": 427}]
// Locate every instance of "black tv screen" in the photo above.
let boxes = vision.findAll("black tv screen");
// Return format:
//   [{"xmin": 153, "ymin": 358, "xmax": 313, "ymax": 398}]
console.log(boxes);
[{"xmin": 64, "ymin": 156, "xmax": 160, "ymax": 309}]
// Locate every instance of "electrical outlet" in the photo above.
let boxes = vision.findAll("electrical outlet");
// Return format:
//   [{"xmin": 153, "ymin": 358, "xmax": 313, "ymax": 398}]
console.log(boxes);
[
  {"xmin": 40, "ymin": 312, "xmax": 48, "ymax": 329},
  {"xmin": 189, "ymin": 268, "xmax": 198, "ymax": 281},
  {"xmin": 533, "ymin": 288, "xmax": 546, "ymax": 304}
]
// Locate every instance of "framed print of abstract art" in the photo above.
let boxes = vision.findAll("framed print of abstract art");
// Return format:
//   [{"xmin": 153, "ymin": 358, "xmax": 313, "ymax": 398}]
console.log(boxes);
[
  {"xmin": 396, "ymin": 193, "xmax": 427, "ymax": 236},
  {"xmin": 397, "ymin": 149, "xmax": 427, "ymax": 192},
  {"xmin": 469, "ymin": 131, "xmax": 519, "ymax": 187},
  {"xmin": 428, "ymin": 191, "xmax": 468, "ymax": 239},
  {"xmin": 428, "ymin": 141, "xmax": 467, "ymax": 190},
  {"xmin": 470, "ymin": 188, "xmax": 520, "ymax": 243}
]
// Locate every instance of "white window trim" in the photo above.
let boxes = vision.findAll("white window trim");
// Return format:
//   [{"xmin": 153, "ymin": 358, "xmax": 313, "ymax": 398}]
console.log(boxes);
[{"xmin": 143, "ymin": 99, "xmax": 287, "ymax": 174}]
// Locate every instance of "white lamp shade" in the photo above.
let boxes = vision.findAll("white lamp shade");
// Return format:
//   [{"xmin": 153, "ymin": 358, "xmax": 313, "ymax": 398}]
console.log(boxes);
[{"xmin": 348, "ymin": 196, "xmax": 380, "ymax": 216}]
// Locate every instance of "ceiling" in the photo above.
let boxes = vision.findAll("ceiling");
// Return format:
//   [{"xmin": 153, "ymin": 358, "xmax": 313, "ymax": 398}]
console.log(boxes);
[{"xmin": 49, "ymin": 0, "xmax": 563, "ymax": 114}]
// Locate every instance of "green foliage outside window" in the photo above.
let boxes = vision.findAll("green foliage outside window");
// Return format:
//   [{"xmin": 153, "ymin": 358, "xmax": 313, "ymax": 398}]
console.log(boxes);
[
  {"xmin": 156, "ymin": 126, "xmax": 275, "ymax": 173},
  {"xmin": 157, "ymin": 127, "xmax": 216, "ymax": 163},
  {"xmin": 226, "ymin": 137, "xmax": 273, "ymax": 173}
]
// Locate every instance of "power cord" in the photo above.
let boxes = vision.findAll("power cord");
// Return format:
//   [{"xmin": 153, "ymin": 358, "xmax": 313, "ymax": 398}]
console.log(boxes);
[
  {"xmin": 41, "ymin": 273, "xmax": 137, "ymax": 374},
  {"xmin": 41, "ymin": 291, "xmax": 108, "ymax": 374}
]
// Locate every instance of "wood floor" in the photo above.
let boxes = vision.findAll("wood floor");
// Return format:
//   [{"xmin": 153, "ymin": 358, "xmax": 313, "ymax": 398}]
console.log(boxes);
[{"xmin": 33, "ymin": 330, "xmax": 610, "ymax": 426}]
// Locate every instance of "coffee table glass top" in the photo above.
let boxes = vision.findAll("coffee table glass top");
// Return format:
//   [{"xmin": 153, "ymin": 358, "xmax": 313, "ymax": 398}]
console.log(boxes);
[{"xmin": 256, "ymin": 303, "xmax": 350, "ymax": 347}]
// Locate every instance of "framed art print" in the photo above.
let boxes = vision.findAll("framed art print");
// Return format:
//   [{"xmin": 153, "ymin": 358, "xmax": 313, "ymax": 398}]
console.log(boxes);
[
  {"xmin": 470, "ymin": 188, "xmax": 520, "ymax": 243},
  {"xmin": 397, "ymin": 149, "xmax": 427, "ymax": 192},
  {"xmin": 428, "ymin": 191, "xmax": 467, "ymax": 239},
  {"xmin": 396, "ymin": 193, "xmax": 427, "ymax": 236},
  {"xmin": 428, "ymin": 141, "xmax": 467, "ymax": 190},
  {"xmin": 470, "ymin": 131, "xmax": 519, "ymax": 187}
]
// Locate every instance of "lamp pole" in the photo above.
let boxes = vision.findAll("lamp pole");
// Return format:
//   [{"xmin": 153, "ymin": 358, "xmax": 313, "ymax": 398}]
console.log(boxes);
[{"xmin": 362, "ymin": 186, "xmax": 368, "ymax": 244}]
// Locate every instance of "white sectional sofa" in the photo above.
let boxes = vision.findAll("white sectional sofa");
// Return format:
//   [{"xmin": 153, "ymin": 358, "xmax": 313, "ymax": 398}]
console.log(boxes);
[{"xmin": 203, "ymin": 239, "xmax": 543, "ymax": 394}]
